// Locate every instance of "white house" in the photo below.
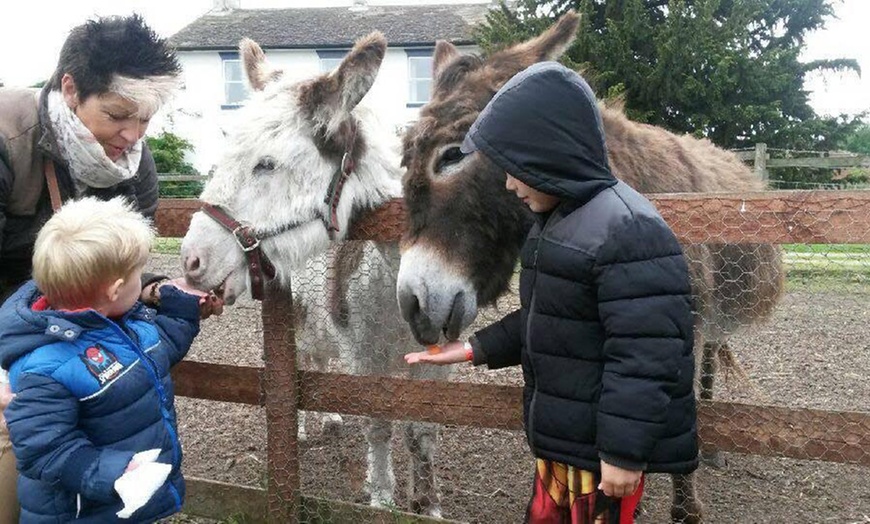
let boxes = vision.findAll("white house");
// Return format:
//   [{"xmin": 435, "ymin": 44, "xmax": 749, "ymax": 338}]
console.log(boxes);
[{"xmin": 158, "ymin": 0, "xmax": 491, "ymax": 173}]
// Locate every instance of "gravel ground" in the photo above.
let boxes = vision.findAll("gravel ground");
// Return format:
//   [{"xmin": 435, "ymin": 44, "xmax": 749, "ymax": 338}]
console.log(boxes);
[{"xmin": 149, "ymin": 253, "xmax": 870, "ymax": 523}]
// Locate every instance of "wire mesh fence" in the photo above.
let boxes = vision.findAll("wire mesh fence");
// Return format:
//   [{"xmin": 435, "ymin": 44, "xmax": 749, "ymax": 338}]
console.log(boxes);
[{"xmin": 152, "ymin": 190, "xmax": 870, "ymax": 523}]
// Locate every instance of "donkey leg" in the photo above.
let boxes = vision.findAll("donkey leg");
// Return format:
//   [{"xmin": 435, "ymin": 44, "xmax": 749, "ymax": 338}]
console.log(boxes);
[
  {"xmin": 699, "ymin": 341, "xmax": 726, "ymax": 469},
  {"xmin": 298, "ymin": 410, "xmax": 308, "ymax": 443},
  {"xmin": 365, "ymin": 417, "xmax": 395, "ymax": 508},
  {"xmin": 671, "ymin": 472, "xmax": 704, "ymax": 524},
  {"xmin": 403, "ymin": 421, "xmax": 442, "ymax": 518},
  {"xmin": 699, "ymin": 341, "xmax": 717, "ymax": 401}
]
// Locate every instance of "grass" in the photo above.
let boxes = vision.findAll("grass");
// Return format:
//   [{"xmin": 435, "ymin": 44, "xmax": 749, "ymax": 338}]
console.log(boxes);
[
  {"xmin": 153, "ymin": 237, "xmax": 182, "ymax": 254},
  {"xmin": 782, "ymin": 244, "xmax": 870, "ymax": 281},
  {"xmin": 782, "ymin": 244, "xmax": 870, "ymax": 254}
]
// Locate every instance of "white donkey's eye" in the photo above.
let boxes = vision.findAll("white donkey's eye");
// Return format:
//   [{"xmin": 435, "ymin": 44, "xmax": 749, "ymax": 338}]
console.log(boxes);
[{"xmin": 254, "ymin": 156, "xmax": 277, "ymax": 174}]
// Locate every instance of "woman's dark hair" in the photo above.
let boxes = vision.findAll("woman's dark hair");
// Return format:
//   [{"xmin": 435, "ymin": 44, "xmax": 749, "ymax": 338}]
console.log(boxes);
[{"xmin": 47, "ymin": 14, "xmax": 181, "ymax": 100}]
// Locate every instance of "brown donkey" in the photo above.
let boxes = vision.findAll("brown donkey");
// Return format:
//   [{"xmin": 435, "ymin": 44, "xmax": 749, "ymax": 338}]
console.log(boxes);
[{"xmin": 396, "ymin": 11, "xmax": 783, "ymax": 523}]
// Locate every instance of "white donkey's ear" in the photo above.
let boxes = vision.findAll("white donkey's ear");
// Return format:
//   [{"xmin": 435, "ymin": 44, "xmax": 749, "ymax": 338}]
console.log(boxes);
[
  {"xmin": 332, "ymin": 31, "xmax": 386, "ymax": 112},
  {"xmin": 240, "ymin": 38, "xmax": 283, "ymax": 91}
]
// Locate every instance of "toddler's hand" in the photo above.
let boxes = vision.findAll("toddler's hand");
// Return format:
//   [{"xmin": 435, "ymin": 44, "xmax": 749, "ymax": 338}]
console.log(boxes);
[
  {"xmin": 125, "ymin": 460, "xmax": 139, "ymax": 473},
  {"xmin": 167, "ymin": 278, "xmax": 225, "ymax": 319},
  {"xmin": 598, "ymin": 460, "xmax": 642, "ymax": 498},
  {"xmin": 404, "ymin": 340, "xmax": 470, "ymax": 365}
]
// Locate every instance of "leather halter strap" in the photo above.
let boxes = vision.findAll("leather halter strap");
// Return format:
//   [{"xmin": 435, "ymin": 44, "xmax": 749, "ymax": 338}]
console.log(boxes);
[
  {"xmin": 200, "ymin": 121, "xmax": 358, "ymax": 301},
  {"xmin": 201, "ymin": 203, "xmax": 312, "ymax": 301},
  {"xmin": 323, "ymin": 122, "xmax": 357, "ymax": 240}
]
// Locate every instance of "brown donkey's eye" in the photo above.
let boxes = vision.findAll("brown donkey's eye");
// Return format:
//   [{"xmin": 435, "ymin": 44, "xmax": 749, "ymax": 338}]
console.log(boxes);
[{"xmin": 434, "ymin": 146, "xmax": 466, "ymax": 174}]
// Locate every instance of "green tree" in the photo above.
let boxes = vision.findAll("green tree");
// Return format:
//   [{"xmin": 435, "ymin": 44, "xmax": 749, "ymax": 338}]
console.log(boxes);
[
  {"xmin": 836, "ymin": 123, "xmax": 870, "ymax": 185},
  {"xmin": 145, "ymin": 130, "xmax": 203, "ymax": 198},
  {"xmin": 478, "ymin": 0, "xmax": 864, "ymax": 152},
  {"xmin": 842, "ymin": 124, "xmax": 870, "ymax": 155}
]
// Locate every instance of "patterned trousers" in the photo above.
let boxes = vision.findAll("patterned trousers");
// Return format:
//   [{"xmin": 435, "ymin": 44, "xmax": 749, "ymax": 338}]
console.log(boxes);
[{"xmin": 525, "ymin": 459, "xmax": 644, "ymax": 524}]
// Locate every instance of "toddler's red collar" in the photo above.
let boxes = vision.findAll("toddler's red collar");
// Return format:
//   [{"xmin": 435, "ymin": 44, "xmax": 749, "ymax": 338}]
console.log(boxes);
[{"xmin": 31, "ymin": 296, "xmax": 89, "ymax": 313}]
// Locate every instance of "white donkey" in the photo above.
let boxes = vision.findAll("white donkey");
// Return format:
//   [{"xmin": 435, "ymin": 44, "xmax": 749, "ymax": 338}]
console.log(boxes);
[{"xmin": 180, "ymin": 33, "xmax": 447, "ymax": 517}]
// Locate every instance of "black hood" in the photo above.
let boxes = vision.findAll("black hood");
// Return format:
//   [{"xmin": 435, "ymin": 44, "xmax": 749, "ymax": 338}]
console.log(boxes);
[{"xmin": 461, "ymin": 62, "xmax": 616, "ymax": 204}]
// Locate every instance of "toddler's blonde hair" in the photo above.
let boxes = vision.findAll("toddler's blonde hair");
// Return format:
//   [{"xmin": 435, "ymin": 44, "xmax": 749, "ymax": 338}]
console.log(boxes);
[{"xmin": 32, "ymin": 197, "xmax": 154, "ymax": 307}]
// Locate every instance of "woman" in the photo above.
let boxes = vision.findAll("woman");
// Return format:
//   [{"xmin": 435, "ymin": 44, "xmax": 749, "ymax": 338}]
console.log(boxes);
[{"xmin": 0, "ymin": 15, "xmax": 220, "ymax": 523}]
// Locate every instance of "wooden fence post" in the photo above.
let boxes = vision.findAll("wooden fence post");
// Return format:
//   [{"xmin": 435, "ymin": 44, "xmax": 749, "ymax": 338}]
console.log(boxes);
[
  {"xmin": 754, "ymin": 142, "xmax": 769, "ymax": 184},
  {"xmin": 262, "ymin": 282, "xmax": 300, "ymax": 523}
]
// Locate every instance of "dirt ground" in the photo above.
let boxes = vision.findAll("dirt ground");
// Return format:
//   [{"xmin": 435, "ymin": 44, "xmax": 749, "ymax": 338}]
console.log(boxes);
[{"xmin": 149, "ymin": 253, "xmax": 870, "ymax": 523}]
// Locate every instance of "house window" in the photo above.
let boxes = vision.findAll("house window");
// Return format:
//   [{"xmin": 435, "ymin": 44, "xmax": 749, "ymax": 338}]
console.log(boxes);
[
  {"xmin": 221, "ymin": 52, "xmax": 248, "ymax": 108},
  {"xmin": 406, "ymin": 48, "xmax": 434, "ymax": 107},
  {"xmin": 317, "ymin": 49, "xmax": 348, "ymax": 73}
]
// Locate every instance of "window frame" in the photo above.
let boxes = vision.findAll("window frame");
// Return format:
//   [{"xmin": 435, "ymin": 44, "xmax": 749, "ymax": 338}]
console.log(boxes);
[
  {"xmin": 220, "ymin": 51, "xmax": 248, "ymax": 110},
  {"xmin": 406, "ymin": 48, "xmax": 434, "ymax": 108},
  {"xmin": 316, "ymin": 49, "xmax": 349, "ymax": 74}
]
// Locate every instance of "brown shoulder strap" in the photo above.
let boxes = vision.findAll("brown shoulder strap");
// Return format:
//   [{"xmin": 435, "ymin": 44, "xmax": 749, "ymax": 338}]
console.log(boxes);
[{"xmin": 43, "ymin": 158, "xmax": 63, "ymax": 212}]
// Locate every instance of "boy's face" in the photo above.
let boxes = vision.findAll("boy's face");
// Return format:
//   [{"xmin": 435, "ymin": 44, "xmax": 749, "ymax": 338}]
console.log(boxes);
[
  {"xmin": 101, "ymin": 265, "xmax": 145, "ymax": 318},
  {"xmin": 505, "ymin": 173, "xmax": 561, "ymax": 213}
]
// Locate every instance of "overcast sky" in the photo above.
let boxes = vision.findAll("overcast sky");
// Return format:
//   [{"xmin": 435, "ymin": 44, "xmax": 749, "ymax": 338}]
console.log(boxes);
[{"xmin": 0, "ymin": 0, "xmax": 866, "ymax": 118}]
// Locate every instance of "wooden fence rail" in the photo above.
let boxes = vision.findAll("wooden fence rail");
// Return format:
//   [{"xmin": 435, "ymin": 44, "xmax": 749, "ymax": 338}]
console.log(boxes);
[
  {"xmin": 157, "ymin": 173, "xmax": 210, "ymax": 182},
  {"xmin": 171, "ymin": 362, "xmax": 870, "ymax": 468},
  {"xmin": 155, "ymin": 191, "xmax": 870, "ymax": 245},
  {"xmin": 733, "ymin": 143, "xmax": 870, "ymax": 182},
  {"xmin": 157, "ymin": 189, "xmax": 870, "ymax": 523}
]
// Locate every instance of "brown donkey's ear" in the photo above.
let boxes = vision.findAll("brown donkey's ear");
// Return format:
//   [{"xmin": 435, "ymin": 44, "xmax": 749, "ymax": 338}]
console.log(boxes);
[
  {"xmin": 240, "ymin": 38, "xmax": 283, "ymax": 91},
  {"xmin": 333, "ymin": 31, "xmax": 387, "ymax": 112},
  {"xmin": 433, "ymin": 40, "xmax": 461, "ymax": 82},
  {"xmin": 509, "ymin": 10, "xmax": 580, "ymax": 65}
]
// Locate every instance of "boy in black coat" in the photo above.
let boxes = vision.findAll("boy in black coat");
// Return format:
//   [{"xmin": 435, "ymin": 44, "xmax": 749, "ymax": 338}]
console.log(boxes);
[{"xmin": 405, "ymin": 62, "xmax": 698, "ymax": 523}]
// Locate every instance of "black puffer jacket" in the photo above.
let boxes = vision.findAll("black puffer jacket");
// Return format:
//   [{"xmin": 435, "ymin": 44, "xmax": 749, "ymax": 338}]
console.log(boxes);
[
  {"xmin": 0, "ymin": 87, "xmax": 159, "ymax": 291},
  {"xmin": 465, "ymin": 62, "xmax": 698, "ymax": 474}
]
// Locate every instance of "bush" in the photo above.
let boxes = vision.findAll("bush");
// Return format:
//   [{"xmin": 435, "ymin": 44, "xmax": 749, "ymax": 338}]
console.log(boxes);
[{"xmin": 145, "ymin": 131, "xmax": 204, "ymax": 198}]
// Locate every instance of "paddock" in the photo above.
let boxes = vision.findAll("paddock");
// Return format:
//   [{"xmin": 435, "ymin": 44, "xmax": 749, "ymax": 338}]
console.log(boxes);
[{"xmin": 151, "ymin": 191, "xmax": 870, "ymax": 523}]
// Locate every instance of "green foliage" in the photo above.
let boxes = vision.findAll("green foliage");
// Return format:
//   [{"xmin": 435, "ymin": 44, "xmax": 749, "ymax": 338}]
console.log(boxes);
[
  {"xmin": 842, "ymin": 124, "xmax": 870, "ymax": 155},
  {"xmin": 145, "ymin": 131, "xmax": 203, "ymax": 198},
  {"xmin": 478, "ymin": 0, "xmax": 865, "ymax": 153},
  {"xmin": 146, "ymin": 130, "xmax": 196, "ymax": 174},
  {"xmin": 836, "ymin": 123, "xmax": 870, "ymax": 185}
]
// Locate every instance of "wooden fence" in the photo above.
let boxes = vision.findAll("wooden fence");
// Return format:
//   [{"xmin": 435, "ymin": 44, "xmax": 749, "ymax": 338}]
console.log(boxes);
[
  {"xmin": 156, "ymin": 191, "xmax": 870, "ymax": 523},
  {"xmin": 734, "ymin": 143, "xmax": 870, "ymax": 182},
  {"xmin": 157, "ymin": 173, "xmax": 211, "ymax": 183}
]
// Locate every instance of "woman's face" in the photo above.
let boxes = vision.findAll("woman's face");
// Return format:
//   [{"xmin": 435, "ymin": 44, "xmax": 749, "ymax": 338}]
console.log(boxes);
[{"xmin": 61, "ymin": 74, "xmax": 151, "ymax": 161}]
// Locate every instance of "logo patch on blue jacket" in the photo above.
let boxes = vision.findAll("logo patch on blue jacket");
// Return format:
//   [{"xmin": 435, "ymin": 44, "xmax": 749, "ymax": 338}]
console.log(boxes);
[{"xmin": 80, "ymin": 344, "xmax": 124, "ymax": 385}]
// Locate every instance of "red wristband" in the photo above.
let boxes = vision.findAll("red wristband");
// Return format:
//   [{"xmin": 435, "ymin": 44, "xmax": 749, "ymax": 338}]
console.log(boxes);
[{"xmin": 464, "ymin": 342, "xmax": 473, "ymax": 362}]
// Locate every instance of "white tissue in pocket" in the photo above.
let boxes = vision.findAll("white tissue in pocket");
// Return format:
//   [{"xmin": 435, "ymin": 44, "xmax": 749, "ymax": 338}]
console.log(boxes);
[{"xmin": 114, "ymin": 448, "xmax": 171, "ymax": 519}]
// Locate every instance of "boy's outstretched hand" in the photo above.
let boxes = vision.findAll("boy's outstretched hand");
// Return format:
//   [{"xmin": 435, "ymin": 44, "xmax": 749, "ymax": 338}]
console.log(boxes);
[{"xmin": 404, "ymin": 340, "xmax": 469, "ymax": 365}]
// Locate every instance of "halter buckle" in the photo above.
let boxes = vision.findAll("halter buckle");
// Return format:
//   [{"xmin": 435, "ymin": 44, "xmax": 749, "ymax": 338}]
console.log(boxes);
[
  {"xmin": 232, "ymin": 225, "xmax": 261, "ymax": 252},
  {"xmin": 341, "ymin": 151, "xmax": 354, "ymax": 176}
]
